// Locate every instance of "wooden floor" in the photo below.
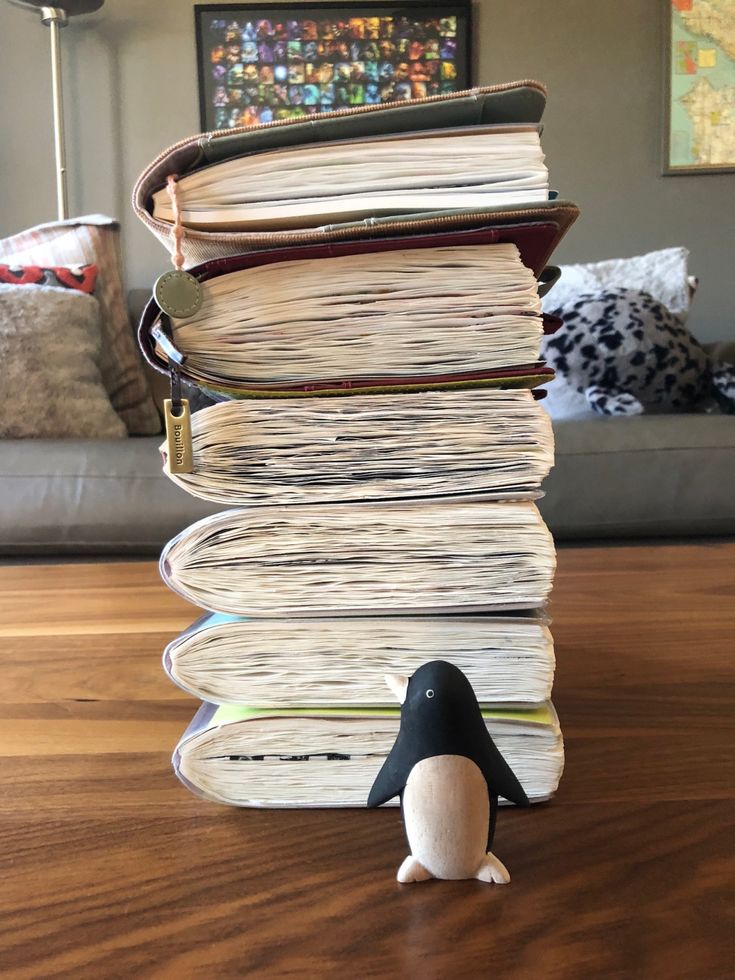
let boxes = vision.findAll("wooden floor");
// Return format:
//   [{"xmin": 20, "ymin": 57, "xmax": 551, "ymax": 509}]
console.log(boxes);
[{"xmin": 1, "ymin": 543, "xmax": 734, "ymax": 978}]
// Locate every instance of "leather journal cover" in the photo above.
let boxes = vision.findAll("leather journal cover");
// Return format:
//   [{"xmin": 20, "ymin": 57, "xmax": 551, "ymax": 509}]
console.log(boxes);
[
  {"xmin": 132, "ymin": 80, "xmax": 549, "ymax": 264},
  {"xmin": 137, "ymin": 204, "xmax": 578, "ymax": 399}
]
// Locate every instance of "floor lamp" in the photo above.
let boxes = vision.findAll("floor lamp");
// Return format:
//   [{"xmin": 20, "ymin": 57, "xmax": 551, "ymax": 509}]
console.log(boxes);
[{"xmin": 6, "ymin": 0, "xmax": 105, "ymax": 220}]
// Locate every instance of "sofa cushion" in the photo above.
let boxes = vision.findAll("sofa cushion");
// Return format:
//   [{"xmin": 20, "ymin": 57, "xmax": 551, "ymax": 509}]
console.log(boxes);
[
  {"xmin": 542, "ymin": 414, "xmax": 735, "ymax": 538},
  {"xmin": 0, "ymin": 438, "xmax": 219, "ymax": 554}
]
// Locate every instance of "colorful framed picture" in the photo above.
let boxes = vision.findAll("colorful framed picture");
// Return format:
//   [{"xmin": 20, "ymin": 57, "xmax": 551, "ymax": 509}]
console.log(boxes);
[
  {"xmin": 194, "ymin": 1, "xmax": 472, "ymax": 131},
  {"xmin": 664, "ymin": 0, "xmax": 735, "ymax": 174}
]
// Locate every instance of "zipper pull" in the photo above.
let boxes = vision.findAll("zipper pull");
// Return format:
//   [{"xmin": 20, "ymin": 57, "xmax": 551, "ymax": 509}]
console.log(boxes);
[
  {"xmin": 152, "ymin": 315, "xmax": 186, "ymax": 366},
  {"xmin": 163, "ymin": 363, "xmax": 193, "ymax": 474}
]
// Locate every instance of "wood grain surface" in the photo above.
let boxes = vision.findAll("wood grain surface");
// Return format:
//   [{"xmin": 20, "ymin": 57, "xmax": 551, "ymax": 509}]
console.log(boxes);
[{"xmin": 1, "ymin": 543, "xmax": 734, "ymax": 979}]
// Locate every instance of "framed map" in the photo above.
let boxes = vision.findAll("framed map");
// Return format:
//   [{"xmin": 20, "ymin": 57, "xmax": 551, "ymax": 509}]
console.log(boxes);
[
  {"xmin": 194, "ymin": 1, "xmax": 471, "ymax": 132},
  {"xmin": 664, "ymin": 0, "xmax": 735, "ymax": 173}
]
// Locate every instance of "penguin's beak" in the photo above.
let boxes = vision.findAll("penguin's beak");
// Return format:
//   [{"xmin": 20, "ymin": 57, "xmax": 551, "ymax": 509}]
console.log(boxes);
[{"xmin": 385, "ymin": 673, "xmax": 409, "ymax": 704}]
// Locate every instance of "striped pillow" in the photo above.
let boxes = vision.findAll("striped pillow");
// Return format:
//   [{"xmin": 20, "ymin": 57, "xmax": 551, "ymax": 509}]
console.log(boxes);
[
  {"xmin": 0, "ymin": 262, "xmax": 98, "ymax": 293},
  {"xmin": 0, "ymin": 215, "xmax": 160, "ymax": 436}
]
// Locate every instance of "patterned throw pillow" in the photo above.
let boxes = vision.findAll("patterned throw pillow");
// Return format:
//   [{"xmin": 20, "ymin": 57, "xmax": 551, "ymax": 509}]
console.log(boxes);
[
  {"xmin": 541, "ymin": 287, "xmax": 712, "ymax": 417},
  {"xmin": 0, "ymin": 215, "xmax": 160, "ymax": 436},
  {"xmin": 0, "ymin": 262, "xmax": 97, "ymax": 293},
  {"xmin": 0, "ymin": 283, "xmax": 127, "ymax": 439}
]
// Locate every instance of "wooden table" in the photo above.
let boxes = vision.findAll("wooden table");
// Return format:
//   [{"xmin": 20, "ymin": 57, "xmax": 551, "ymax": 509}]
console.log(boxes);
[{"xmin": 1, "ymin": 543, "xmax": 734, "ymax": 978}]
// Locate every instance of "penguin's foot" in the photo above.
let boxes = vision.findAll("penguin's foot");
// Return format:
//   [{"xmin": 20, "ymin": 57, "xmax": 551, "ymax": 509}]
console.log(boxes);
[
  {"xmin": 475, "ymin": 852, "xmax": 510, "ymax": 885},
  {"xmin": 397, "ymin": 855, "xmax": 433, "ymax": 884}
]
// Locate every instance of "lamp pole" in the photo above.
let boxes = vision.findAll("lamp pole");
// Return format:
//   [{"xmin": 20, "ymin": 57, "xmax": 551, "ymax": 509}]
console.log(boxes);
[
  {"xmin": 43, "ymin": 6, "xmax": 69, "ymax": 219},
  {"xmin": 6, "ymin": 0, "xmax": 104, "ymax": 221}
]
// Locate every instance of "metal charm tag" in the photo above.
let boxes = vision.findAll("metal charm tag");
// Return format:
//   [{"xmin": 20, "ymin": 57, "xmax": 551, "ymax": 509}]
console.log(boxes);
[
  {"xmin": 154, "ymin": 270, "xmax": 202, "ymax": 318},
  {"xmin": 163, "ymin": 398, "xmax": 193, "ymax": 474}
]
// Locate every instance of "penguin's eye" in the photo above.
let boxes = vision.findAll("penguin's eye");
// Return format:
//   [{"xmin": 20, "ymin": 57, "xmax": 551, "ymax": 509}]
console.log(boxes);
[{"xmin": 426, "ymin": 689, "xmax": 435, "ymax": 699}]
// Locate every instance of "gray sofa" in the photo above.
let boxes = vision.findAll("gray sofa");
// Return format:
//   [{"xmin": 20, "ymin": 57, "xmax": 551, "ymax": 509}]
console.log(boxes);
[
  {"xmin": 3, "ymin": 290, "xmax": 735, "ymax": 555},
  {"xmin": 2, "ymin": 412, "xmax": 734, "ymax": 555}
]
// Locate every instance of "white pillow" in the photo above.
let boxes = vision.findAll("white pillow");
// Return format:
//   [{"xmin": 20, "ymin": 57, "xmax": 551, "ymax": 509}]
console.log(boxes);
[{"xmin": 542, "ymin": 246, "xmax": 692, "ymax": 318}]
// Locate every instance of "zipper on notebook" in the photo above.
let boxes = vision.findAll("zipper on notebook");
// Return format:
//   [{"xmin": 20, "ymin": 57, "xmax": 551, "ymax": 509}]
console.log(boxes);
[{"xmin": 146, "ymin": 204, "xmax": 578, "ymax": 250}]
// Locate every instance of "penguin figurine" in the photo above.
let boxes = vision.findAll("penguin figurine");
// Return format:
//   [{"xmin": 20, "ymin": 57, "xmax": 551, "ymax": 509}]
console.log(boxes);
[{"xmin": 367, "ymin": 660, "xmax": 529, "ymax": 884}]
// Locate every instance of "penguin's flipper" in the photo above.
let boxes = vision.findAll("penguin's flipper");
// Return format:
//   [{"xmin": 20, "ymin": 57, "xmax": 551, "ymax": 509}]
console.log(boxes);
[
  {"xmin": 475, "ymin": 852, "xmax": 510, "ymax": 885},
  {"xmin": 367, "ymin": 750, "xmax": 406, "ymax": 808},
  {"xmin": 397, "ymin": 855, "xmax": 433, "ymax": 884},
  {"xmin": 479, "ymin": 739, "xmax": 530, "ymax": 808}
]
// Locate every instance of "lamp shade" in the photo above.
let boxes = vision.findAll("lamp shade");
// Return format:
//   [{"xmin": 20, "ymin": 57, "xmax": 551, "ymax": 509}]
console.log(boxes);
[{"xmin": 7, "ymin": 0, "xmax": 104, "ymax": 14}]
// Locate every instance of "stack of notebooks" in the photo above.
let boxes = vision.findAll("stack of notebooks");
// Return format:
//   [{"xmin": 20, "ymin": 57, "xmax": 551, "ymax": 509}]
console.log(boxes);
[{"xmin": 134, "ymin": 81, "xmax": 578, "ymax": 809}]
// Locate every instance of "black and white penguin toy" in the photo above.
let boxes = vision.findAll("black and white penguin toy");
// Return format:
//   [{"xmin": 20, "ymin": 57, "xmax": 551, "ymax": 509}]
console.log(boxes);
[{"xmin": 367, "ymin": 660, "xmax": 529, "ymax": 884}]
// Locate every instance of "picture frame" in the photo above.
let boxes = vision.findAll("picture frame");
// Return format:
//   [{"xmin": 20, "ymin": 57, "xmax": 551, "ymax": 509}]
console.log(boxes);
[
  {"xmin": 194, "ymin": 1, "xmax": 472, "ymax": 132},
  {"xmin": 663, "ymin": 0, "xmax": 735, "ymax": 175}
]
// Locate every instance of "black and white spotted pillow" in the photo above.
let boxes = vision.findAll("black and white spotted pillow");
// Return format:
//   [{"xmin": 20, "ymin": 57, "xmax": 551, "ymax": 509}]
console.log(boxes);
[{"xmin": 542, "ymin": 288, "xmax": 711, "ymax": 415}]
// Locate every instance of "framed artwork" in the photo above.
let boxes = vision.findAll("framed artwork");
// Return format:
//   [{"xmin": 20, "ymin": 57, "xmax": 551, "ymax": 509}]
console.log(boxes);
[
  {"xmin": 194, "ymin": 1, "xmax": 472, "ymax": 132},
  {"xmin": 663, "ymin": 0, "xmax": 735, "ymax": 174}
]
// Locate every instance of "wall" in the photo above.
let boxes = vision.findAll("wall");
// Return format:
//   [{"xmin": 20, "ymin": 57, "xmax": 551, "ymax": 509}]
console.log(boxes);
[{"xmin": 1, "ymin": 0, "xmax": 733, "ymax": 340}]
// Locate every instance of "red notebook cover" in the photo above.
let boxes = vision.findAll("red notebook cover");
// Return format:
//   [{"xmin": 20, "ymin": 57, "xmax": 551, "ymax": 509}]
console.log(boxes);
[{"xmin": 138, "ymin": 210, "xmax": 576, "ymax": 397}]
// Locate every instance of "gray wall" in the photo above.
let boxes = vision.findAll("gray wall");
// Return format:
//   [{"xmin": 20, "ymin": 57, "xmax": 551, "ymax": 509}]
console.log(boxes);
[{"xmin": 1, "ymin": 0, "xmax": 733, "ymax": 340}]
